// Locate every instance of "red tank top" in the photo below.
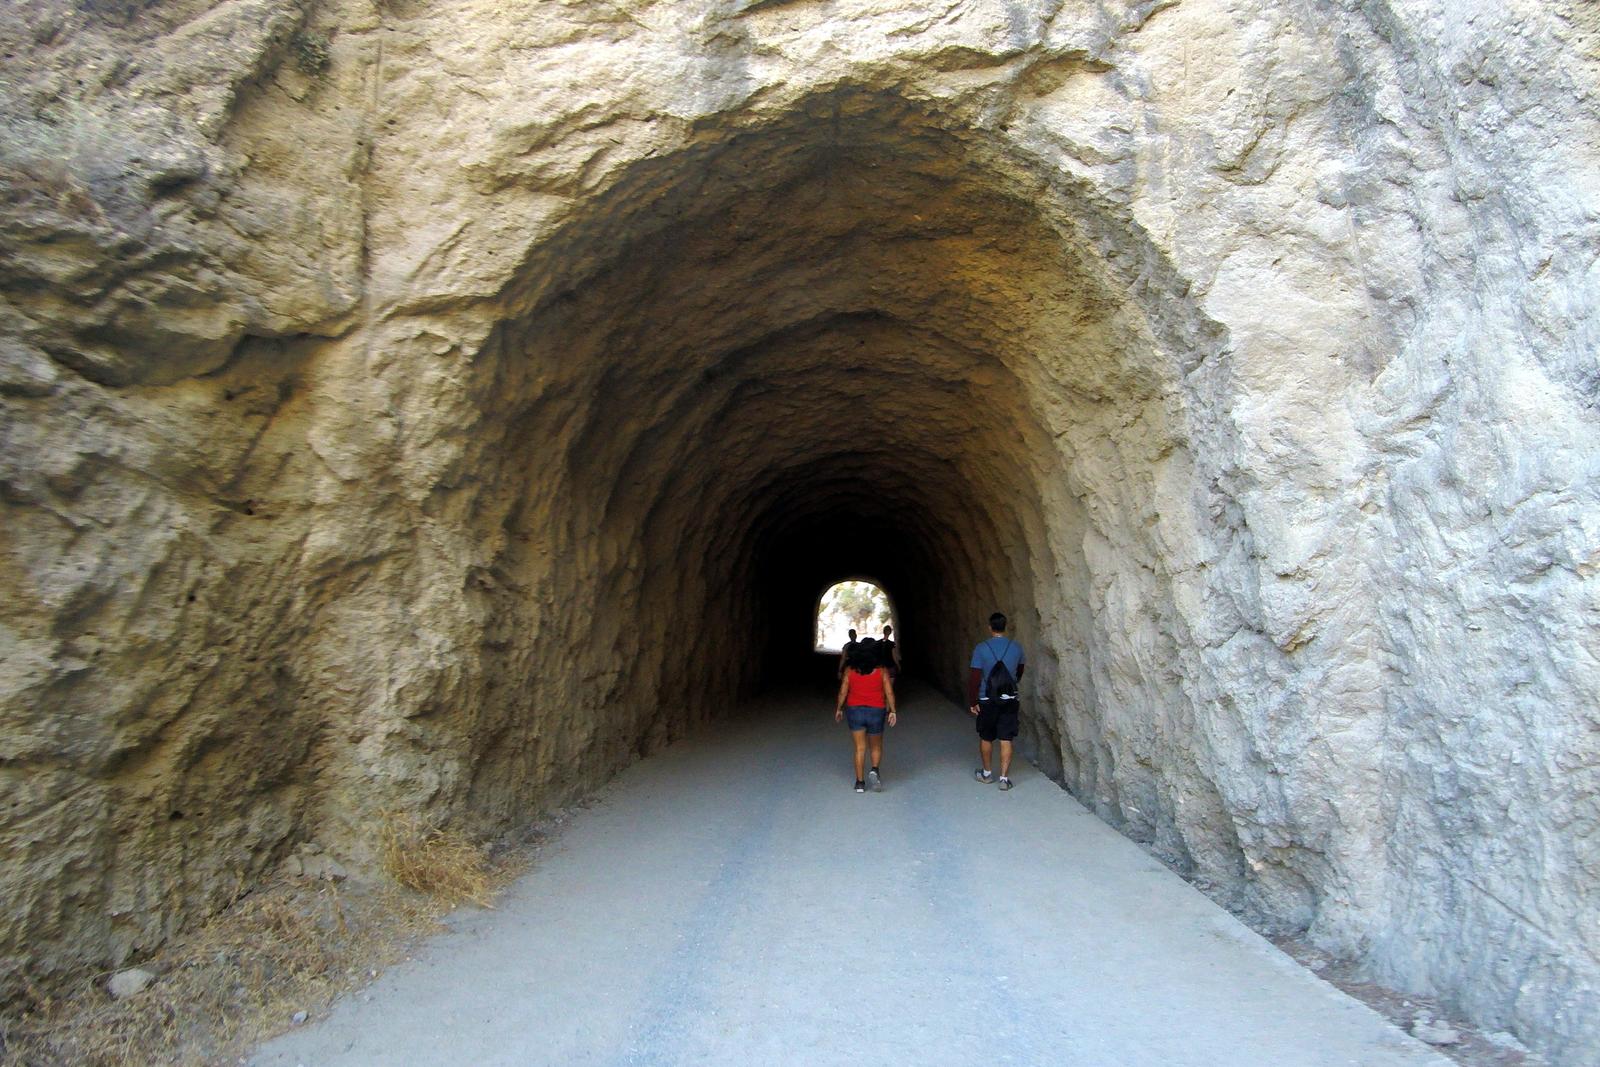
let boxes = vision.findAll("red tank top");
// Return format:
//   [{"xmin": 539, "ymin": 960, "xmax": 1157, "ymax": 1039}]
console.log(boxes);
[{"xmin": 845, "ymin": 668, "xmax": 886, "ymax": 708}]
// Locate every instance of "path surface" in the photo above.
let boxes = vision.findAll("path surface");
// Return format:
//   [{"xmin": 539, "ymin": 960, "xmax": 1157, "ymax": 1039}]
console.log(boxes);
[{"xmin": 255, "ymin": 689, "xmax": 1447, "ymax": 1067}]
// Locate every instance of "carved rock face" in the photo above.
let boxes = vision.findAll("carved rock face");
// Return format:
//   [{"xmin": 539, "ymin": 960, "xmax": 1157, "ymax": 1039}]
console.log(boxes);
[{"xmin": 1, "ymin": 1, "xmax": 1596, "ymax": 1061}]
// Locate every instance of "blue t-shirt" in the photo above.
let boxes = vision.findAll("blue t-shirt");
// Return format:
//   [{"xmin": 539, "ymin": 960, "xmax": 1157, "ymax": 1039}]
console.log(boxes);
[{"xmin": 970, "ymin": 636, "xmax": 1025, "ymax": 699}]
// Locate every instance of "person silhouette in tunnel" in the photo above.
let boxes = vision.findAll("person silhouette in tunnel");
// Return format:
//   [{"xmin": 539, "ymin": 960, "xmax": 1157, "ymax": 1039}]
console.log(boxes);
[
  {"xmin": 878, "ymin": 624, "xmax": 901, "ymax": 679},
  {"xmin": 969, "ymin": 612, "xmax": 1025, "ymax": 791},
  {"xmin": 837, "ymin": 628, "xmax": 860, "ymax": 680},
  {"xmin": 835, "ymin": 638, "xmax": 898, "ymax": 792}
]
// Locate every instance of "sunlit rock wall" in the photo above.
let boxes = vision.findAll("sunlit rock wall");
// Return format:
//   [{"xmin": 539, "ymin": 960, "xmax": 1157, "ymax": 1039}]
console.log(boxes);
[{"xmin": 1, "ymin": 1, "xmax": 1595, "ymax": 1060}]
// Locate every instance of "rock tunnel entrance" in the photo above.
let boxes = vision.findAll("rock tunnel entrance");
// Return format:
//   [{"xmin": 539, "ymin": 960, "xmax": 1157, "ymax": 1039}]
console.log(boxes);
[
  {"xmin": 412, "ymin": 89, "xmax": 1242, "ymax": 876},
  {"xmin": 4, "ymin": 5, "xmax": 1596, "ymax": 1059}
]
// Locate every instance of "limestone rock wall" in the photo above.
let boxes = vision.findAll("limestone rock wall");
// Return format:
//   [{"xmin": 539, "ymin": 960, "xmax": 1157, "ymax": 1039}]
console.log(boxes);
[{"xmin": 1, "ymin": 1, "xmax": 1596, "ymax": 1061}]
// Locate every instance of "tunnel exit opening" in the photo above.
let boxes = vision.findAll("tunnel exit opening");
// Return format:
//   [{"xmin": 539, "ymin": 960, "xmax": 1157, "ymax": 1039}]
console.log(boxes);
[{"xmin": 813, "ymin": 578, "xmax": 897, "ymax": 653}]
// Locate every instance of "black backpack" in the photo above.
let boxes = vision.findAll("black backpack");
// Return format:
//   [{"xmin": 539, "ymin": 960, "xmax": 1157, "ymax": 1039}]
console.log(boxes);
[{"xmin": 984, "ymin": 639, "xmax": 1018, "ymax": 701}]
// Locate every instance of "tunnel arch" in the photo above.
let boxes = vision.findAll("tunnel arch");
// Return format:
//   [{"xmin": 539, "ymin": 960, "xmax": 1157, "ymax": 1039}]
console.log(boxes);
[{"xmin": 392, "ymin": 83, "xmax": 1266, "ymax": 908}]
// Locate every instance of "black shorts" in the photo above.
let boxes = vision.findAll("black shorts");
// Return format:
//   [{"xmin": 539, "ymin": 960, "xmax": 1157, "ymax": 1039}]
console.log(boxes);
[{"xmin": 976, "ymin": 699, "xmax": 1019, "ymax": 742}]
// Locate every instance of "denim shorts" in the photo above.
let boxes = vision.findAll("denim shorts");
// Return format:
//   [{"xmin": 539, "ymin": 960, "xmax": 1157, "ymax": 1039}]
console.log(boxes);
[{"xmin": 845, "ymin": 705, "xmax": 887, "ymax": 735}]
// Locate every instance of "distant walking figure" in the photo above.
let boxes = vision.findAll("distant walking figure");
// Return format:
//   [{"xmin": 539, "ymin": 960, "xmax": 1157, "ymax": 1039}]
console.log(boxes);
[
  {"xmin": 837, "ymin": 628, "xmax": 860, "ymax": 680},
  {"xmin": 878, "ymin": 624, "xmax": 901, "ymax": 679},
  {"xmin": 969, "ymin": 612, "xmax": 1025, "ymax": 791},
  {"xmin": 835, "ymin": 638, "xmax": 898, "ymax": 792}
]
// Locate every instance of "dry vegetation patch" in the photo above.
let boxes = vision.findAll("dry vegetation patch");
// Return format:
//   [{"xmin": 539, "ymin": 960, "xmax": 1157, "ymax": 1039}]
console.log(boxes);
[
  {"xmin": 1, "ymin": 824, "xmax": 522, "ymax": 1067},
  {"xmin": 379, "ymin": 813, "xmax": 494, "ymax": 908}
]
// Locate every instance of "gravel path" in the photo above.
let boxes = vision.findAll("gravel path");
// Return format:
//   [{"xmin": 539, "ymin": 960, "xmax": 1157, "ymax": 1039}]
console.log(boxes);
[{"xmin": 254, "ymin": 689, "xmax": 1448, "ymax": 1067}]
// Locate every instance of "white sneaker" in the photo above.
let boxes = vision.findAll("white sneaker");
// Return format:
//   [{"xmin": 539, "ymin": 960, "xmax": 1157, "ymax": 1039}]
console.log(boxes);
[
  {"xmin": 868, "ymin": 769, "xmax": 882, "ymax": 792},
  {"xmin": 974, "ymin": 768, "xmax": 994, "ymax": 784},
  {"xmin": 998, "ymin": 776, "xmax": 1013, "ymax": 791}
]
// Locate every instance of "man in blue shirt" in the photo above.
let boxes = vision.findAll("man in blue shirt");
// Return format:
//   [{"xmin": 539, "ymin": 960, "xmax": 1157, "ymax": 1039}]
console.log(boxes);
[{"xmin": 968, "ymin": 612, "xmax": 1025, "ymax": 790}]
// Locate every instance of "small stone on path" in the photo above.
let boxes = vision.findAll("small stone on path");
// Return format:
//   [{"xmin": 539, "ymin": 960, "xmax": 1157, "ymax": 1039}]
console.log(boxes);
[
  {"xmin": 1410, "ymin": 1019, "xmax": 1460, "ymax": 1046},
  {"xmin": 108, "ymin": 968, "xmax": 155, "ymax": 999},
  {"xmin": 292, "ymin": 1010, "xmax": 309, "ymax": 1026}
]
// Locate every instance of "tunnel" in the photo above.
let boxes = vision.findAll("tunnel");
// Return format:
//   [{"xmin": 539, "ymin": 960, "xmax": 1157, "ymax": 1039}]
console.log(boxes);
[
  {"xmin": 400, "ymin": 89, "xmax": 1230, "ymax": 865},
  {"xmin": 3, "ymin": 4, "xmax": 1596, "ymax": 1061}
]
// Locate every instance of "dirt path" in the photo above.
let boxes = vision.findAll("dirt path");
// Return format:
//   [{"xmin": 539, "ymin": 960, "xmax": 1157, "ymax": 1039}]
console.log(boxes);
[{"xmin": 253, "ymin": 689, "xmax": 1448, "ymax": 1067}]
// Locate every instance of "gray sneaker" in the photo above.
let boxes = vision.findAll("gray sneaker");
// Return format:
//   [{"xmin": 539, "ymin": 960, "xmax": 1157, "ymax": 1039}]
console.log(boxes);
[
  {"xmin": 974, "ymin": 768, "xmax": 995, "ymax": 784},
  {"xmin": 868, "ymin": 769, "xmax": 882, "ymax": 792},
  {"xmin": 998, "ymin": 776, "xmax": 1013, "ymax": 791}
]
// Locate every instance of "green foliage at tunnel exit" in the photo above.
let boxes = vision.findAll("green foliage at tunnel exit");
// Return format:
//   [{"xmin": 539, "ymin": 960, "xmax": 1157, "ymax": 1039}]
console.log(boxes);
[{"xmin": 815, "ymin": 581, "xmax": 893, "ymax": 652}]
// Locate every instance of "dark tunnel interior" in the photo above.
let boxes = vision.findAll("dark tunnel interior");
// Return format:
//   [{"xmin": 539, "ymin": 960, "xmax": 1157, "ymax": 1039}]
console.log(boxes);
[{"xmin": 421, "ymin": 89, "xmax": 1207, "ymax": 831}]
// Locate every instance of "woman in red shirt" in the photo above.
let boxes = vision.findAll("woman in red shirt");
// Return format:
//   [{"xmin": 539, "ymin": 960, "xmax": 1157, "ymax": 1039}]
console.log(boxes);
[{"xmin": 833, "ymin": 638, "xmax": 898, "ymax": 792}]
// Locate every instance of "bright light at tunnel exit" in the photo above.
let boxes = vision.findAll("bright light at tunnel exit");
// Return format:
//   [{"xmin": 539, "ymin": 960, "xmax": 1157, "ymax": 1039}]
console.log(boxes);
[{"xmin": 814, "ymin": 580, "xmax": 895, "ymax": 653}]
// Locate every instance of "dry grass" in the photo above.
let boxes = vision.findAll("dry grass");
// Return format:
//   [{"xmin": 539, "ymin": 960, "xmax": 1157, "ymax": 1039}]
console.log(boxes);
[
  {"xmin": 1, "ymin": 823, "xmax": 516, "ymax": 1067},
  {"xmin": 379, "ymin": 813, "xmax": 494, "ymax": 909}
]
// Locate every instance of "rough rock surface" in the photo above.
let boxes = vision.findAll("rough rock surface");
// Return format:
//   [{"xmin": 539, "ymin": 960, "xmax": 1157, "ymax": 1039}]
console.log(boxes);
[{"xmin": 0, "ymin": 1, "xmax": 1595, "ymax": 1063}]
